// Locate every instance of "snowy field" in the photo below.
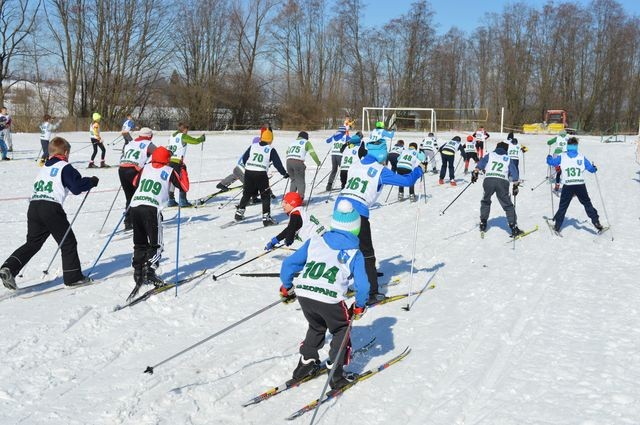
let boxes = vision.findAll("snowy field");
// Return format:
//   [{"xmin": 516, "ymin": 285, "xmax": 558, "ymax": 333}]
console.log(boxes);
[{"xmin": 0, "ymin": 128, "xmax": 639, "ymax": 425}]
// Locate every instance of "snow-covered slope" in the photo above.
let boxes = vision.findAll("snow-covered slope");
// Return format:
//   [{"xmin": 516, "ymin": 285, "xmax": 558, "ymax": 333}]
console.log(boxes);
[{"xmin": 0, "ymin": 129, "xmax": 638, "ymax": 424}]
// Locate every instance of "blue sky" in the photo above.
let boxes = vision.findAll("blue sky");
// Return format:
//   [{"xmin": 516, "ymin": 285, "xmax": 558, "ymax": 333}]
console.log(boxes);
[{"xmin": 362, "ymin": 0, "xmax": 640, "ymax": 33}]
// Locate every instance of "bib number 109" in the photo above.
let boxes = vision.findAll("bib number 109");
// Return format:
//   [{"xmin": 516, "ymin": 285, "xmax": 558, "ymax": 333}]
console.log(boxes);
[{"xmin": 139, "ymin": 178, "xmax": 162, "ymax": 195}]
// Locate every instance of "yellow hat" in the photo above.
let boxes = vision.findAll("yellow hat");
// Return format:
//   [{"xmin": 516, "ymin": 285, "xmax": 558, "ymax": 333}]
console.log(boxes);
[
  {"xmin": 261, "ymin": 128, "xmax": 273, "ymax": 143},
  {"xmin": 92, "ymin": 112, "xmax": 102, "ymax": 121}
]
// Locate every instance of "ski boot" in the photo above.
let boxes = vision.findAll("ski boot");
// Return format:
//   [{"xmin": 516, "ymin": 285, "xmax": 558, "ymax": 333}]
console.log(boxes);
[
  {"xmin": 145, "ymin": 267, "xmax": 164, "ymax": 287},
  {"xmin": 409, "ymin": 194, "xmax": 417, "ymax": 203},
  {"xmin": 87, "ymin": 161, "xmax": 96, "ymax": 169},
  {"xmin": 65, "ymin": 275, "xmax": 93, "ymax": 287},
  {"xmin": 594, "ymin": 221, "xmax": 604, "ymax": 232},
  {"xmin": 100, "ymin": 161, "xmax": 110, "ymax": 168},
  {"xmin": 216, "ymin": 183, "xmax": 230, "ymax": 192},
  {"xmin": 179, "ymin": 192, "xmax": 193, "ymax": 208},
  {"xmin": 327, "ymin": 361, "xmax": 357, "ymax": 391},
  {"xmin": 398, "ymin": 193, "xmax": 404, "ymax": 201},
  {"xmin": 438, "ymin": 179, "xmax": 444, "ymax": 185},
  {"xmin": 234, "ymin": 207, "xmax": 245, "ymax": 221},
  {"xmin": 262, "ymin": 213, "xmax": 278, "ymax": 226},
  {"xmin": 366, "ymin": 292, "xmax": 387, "ymax": 306},
  {"xmin": 450, "ymin": 180, "xmax": 457, "ymax": 187},
  {"xmin": 432, "ymin": 167, "xmax": 437, "ymax": 173},
  {"xmin": 0, "ymin": 267, "xmax": 16, "ymax": 290},
  {"xmin": 167, "ymin": 193, "xmax": 179, "ymax": 207},
  {"xmin": 290, "ymin": 356, "xmax": 320, "ymax": 382},
  {"xmin": 479, "ymin": 220, "xmax": 487, "ymax": 232},
  {"xmin": 509, "ymin": 224, "xmax": 524, "ymax": 238}
]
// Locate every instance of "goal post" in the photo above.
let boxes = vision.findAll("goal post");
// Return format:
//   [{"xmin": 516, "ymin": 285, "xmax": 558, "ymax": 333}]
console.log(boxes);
[{"xmin": 361, "ymin": 107, "xmax": 437, "ymax": 136}]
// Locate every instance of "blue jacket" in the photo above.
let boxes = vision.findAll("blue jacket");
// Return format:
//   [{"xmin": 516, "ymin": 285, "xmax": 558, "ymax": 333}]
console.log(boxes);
[
  {"xmin": 45, "ymin": 157, "xmax": 94, "ymax": 194},
  {"xmin": 325, "ymin": 131, "xmax": 351, "ymax": 144},
  {"xmin": 546, "ymin": 149, "xmax": 597, "ymax": 172},
  {"xmin": 476, "ymin": 147, "xmax": 520, "ymax": 182},
  {"xmin": 280, "ymin": 230, "xmax": 370, "ymax": 308},
  {"xmin": 335, "ymin": 154, "xmax": 423, "ymax": 217}
]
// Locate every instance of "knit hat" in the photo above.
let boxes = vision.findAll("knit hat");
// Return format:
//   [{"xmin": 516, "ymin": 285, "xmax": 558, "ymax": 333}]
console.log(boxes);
[
  {"xmin": 261, "ymin": 128, "xmax": 274, "ymax": 143},
  {"xmin": 139, "ymin": 127, "xmax": 153, "ymax": 138},
  {"xmin": 151, "ymin": 146, "xmax": 171, "ymax": 165},
  {"xmin": 92, "ymin": 112, "xmax": 102, "ymax": 121},
  {"xmin": 365, "ymin": 140, "xmax": 388, "ymax": 163},
  {"xmin": 467, "ymin": 135, "xmax": 474, "ymax": 142},
  {"xmin": 297, "ymin": 131, "xmax": 309, "ymax": 140},
  {"xmin": 452, "ymin": 136, "xmax": 461, "ymax": 142},
  {"xmin": 331, "ymin": 200, "xmax": 361, "ymax": 236},
  {"xmin": 349, "ymin": 134, "xmax": 361, "ymax": 145},
  {"xmin": 496, "ymin": 142, "xmax": 509, "ymax": 152},
  {"xmin": 283, "ymin": 192, "xmax": 303, "ymax": 208}
]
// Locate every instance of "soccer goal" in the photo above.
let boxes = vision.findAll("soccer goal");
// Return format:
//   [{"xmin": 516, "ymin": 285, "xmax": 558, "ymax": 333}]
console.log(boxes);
[{"xmin": 361, "ymin": 107, "xmax": 437, "ymax": 136}]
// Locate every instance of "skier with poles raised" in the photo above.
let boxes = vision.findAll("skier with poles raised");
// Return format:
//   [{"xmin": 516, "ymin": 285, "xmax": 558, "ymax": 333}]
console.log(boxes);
[
  {"xmin": 166, "ymin": 123, "xmax": 205, "ymax": 207},
  {"xmin": 0, "ymin": 137, "xmax": 99, "ymax": 290},
  {"xmin": 545, "ymin": 137, "xmax": 604, "ymax": 234},
  {"xmin": 335, "ymin": 139, "xmax": 423, "ymax": 304},
  {"xmin": 286, "ymin": 131, "xmax": 321, "ymax": 201},
  {"xmin": 119, "ymin": 127, "xmax": 157, "ymax": 230},
  {"xmin": 471, "ymin": 141, "xmax": 524, "ymax": 237},
  {"xmin": 279, "ymin": 199, "xmax": 369, "ymax": 390},
  {"xmin": 234, "ymin": 128, "xmax": 289, "ymax": 226},
  {"xmin": 127, "ymin": 146, "xmax": 189, "ymax": 296}
]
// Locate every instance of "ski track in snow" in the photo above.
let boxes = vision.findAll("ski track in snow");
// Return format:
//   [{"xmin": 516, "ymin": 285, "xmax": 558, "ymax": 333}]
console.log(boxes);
[{"xmin": 1, "ymin": 130, "xmax": 639, "ymax": 424}]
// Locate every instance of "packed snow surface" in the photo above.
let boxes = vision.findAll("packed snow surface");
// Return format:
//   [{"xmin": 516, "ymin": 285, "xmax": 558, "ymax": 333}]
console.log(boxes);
[{"xmin": 0, "ymin": 129, "xmax": 639, "ymax": 424}]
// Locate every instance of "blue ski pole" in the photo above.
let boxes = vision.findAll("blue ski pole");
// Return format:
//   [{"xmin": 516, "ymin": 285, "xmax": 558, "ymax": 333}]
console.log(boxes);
[{"xmin": 87, "ymin": 208, "xmax": 128, "ymax": 277}]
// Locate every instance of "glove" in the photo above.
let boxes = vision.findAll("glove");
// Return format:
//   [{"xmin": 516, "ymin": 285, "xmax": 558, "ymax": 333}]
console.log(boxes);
[
  {"xmin": 90, "ymin": 176, "xmax": 99, "ymax": 187},
  {"xmin": 592, "ymin": 163, "xmax": 598, "ymax": 172},
  {"xmin": 199, "ymin": 134, "xmax": 206, "ymax": 142},
  {"xmin": 512, "ymin": 183, "xmax": 519, "ymax": 196},
  {"xmin": 350, "ymin": 303, "xmax": 366, "ymax": 320},
  {"xmin": 265, "ymin": 237, "xmax": 279, "ymax": 251},
  {"xmin": 284, "ymin": 173, "xmax": 290, "ymax": 179},
  {"xmin": 279, "ymin": 285, "xmax": 296, "ymax": 304},
  {"xmin": 471, "ymin": 169, "xmax": 479, "ymax": 183},
  {"xmin": 521, "ymin": 145, "xmax": 528, "ymax": 153}
]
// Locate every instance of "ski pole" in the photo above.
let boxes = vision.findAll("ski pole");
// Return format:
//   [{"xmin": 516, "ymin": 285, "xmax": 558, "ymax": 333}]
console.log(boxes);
[
  {"xmin": 594, "ymin": 173, "xmax": 614, "ymax": 241},
  {"xmin": 144, "ymin": 298, "xmax": 282, "ymax": 374},
  {"xmin": 312, "ymin": 170, "xmax": 331, "ymax": 190},
  {"xmin": 309, "ymin": 316, "xmax": 355, "ymax": 425},
  {"xmin": 512, "ymin": 193, "xmax": 517, "ymax": 251},
  {"xmin": 87, "ymin": 207, "xmax": 128, "ymax": 277},
  {"xmin": 384, "ymin": 184, "xmax": 393, "ymax": 203},
  {"xmin": 109, "ymin": 135, "xmax": 124, "ymax": 146},
  {"xmin": 530, "ymin": 176, "xmax": 548, "ymax": 191},
  {"xmin": 211, "ymin": 246, "xmax": 281, "ymax": 281},
  {"xmin": 175, "ymin": 205, "xmax": 182, "ymax": 296},
  {"xmin": 42, "ymin": 190, "xmax": 92, "ymax": 278},
  {"xmin": 439, "ymin": 182, "xmax": 473, "ymax": 215},
  {"xmin": 453, "ymin": 155, "xmax": 463, "ymax": 175},
  {"xmin": 422, "ymin": 175, "xmax": 428, "ymax": 204},
  {"xmin": 305, "ymin": 165, "xmax": 322, "ymax": 210},
  {"xmin": 218, "ymin": 186, "xmax": 244, "ymax": 209},
  {"xmin": 99, "ymin": 186, "xmax": 122, "ymax": 234},
  {"xmin": 195, "ymin": 141, "xmax": 205, "ymax": 202},
  {"xmin": 403, "ymin": 204, "xmax": 420, "ymax": 311}
]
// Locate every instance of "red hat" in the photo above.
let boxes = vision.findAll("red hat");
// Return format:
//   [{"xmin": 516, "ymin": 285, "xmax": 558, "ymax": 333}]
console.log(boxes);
[
  {"xmin": 467, "ymin": 135, "xmax": 474, "ymax": 142},
  {"xmin": 151, "ymin": 146, "xmax": 171, "ymax": 165},
  {"xmin": 283, "ymin": 192, "xmax": 303, "ymax": 208}
]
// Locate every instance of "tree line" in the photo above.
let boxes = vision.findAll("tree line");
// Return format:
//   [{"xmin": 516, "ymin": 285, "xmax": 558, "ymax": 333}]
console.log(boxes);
[{"xmin": 1, "ymin": 0, "xmax": 638, "ymax": 133}]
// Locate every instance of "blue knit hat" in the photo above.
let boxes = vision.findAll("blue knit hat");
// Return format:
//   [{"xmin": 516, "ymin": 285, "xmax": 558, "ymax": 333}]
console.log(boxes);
[
  {"xmin": 366, "ymin": 141, "xmax": 388, "ymax": 163},
  {"xmin": 331, "ymin": 200, "xmax": 361, "ymax": 235}
]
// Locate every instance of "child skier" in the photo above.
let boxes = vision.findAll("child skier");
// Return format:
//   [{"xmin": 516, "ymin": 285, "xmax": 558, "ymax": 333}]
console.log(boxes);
[
  {"xmin": 545, "ymin": 137, "xmax": 603, "ymax": 233},
  {"xmin": 286, "ymin": 131, "xmax": 321, "ymax": 200},
  {"xmin": 217, "ymin": 136, "xmax": 260, "ymax": 192},
  {"xmin": 388, "ymin": 140, "xmax": 405, "ymax": 172},
  {"xmin": 368, "ymin": 120, "xmax": 395, "ymax": 151},
  {"xmin": 0, "ymin": 137, "xmax": 99, "ymax": 290},
  {"xmin": 474, "ymin": 126, "xmax": 490, "ymax": 158},
  {"xmin": 438, "ymin": 136, "xmax": 464, "ymax": 186},
  {"xmin": 119, "ymin": 127, "xmax": 157, "ymax": 230},
  {"xmin": 336, "ymin": 139, "xmax": 423, "ymax": 304},
  {"xmin": 338, "ymin": 134, "xmax": 362, "ymax": 189},
  {"xmin": 234, "ymin": 128, "xmax": 289, "ymax": 226},
  {"xmin": 39, "ymin": 114, "xmax": 61, "ymax": 166},
  {"xmin": 167, "ymin": 123, "xmax": 205, "ymax": 207},
  {"xmin": 128, "ymin": 146, "xmax": 189, "ymax": 294},
  {"xmin": 547, "ymin": 130, "xmax": 568, "ymax": 191},
  {"xmin": 279, "ymin": 199, "xmax": 369, "ymax": 390},
  {"xmin": 507, "ymin": 137, "xmax": 527, "ymax": 174},
  {"xmin": 420, "ymin": 132, "xmax": 438, "ymax": 173},
  {"xmin": 397, "ymin": 142, "xmax": 426, "ymax": 202},
  {"xmin": 325, "ymin": 126, "xmax": 350, "ymax": 192},
  {"xmin": 264, "ymin": 192, "xmax": 325, "ymax": 250},
  {"xmin": 0, "ymin": 115, "xmax": 9, "ymax": 161},
  {"xmin": 88, "ymin": 112, "xmax": 109, "ymax": 168},
  {"xmin": 463, "ymin": 135, "xmax": 480, "ymax": 174},
  {"xmin": 121, "ymin": 114, "xmax": 136, "ymax": 145},
  {"xmin": 471, "ymin": 141, "xmax": 524, "ymax": 237}
]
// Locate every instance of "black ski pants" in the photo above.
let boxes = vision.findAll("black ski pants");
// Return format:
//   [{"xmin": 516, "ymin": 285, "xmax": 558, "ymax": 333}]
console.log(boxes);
[
  {"xmin": 238, "ymin": 170, "xmax": 271, "ymax": 214},
  {"xmin": 2, "ymin": 200, "xmax": 83, "ymax": 284},
  {"xmin": 397, "ymin": 168, "xmax": 414, "ymax": 195},
  {"xmin": 553, "ymin": 184, "xmax": 599, "ymax": 229},
  {"xmin": 298, "ymin": 297, "xmax": 352, "ymax": 369},
  {"xmin": 340, "ymin": 169, "xmax": 348, "ymax": 189},
  {"xmin": 90, "ymin": 138, "xmax": 106, "ymax": 162},
  {"xmin": 357, "ymin": 215, "xmax": 378, "ymax": 296},
  {"xmin": 439, "ymin": 152, "xmax": 455, "ymax": 180},
  {"xmin": 119, "ymin": 166, "xmax": 138, "ymax": 227},
  {"xmin": 388, "ymin": 153, "xmax": 399, "ymax": 172},
  {"xmin": 130, "ymin": 205, "xmax": 163, "ymax": 271}
]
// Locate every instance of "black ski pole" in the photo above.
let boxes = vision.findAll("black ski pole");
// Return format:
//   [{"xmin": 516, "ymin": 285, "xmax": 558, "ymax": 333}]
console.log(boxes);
[
  {"xmin": 530, "ymin": 176, "xmax": 548, "ymax": 191},
  {"xmin": 144, "ymin": 298, "xmax": 282, "ymax": 374},
  {"xmin": 212, "ymin": 246, "xmax": 281, "ymax": 281},
  {"xmin": 87, "ymin": 207, "xmax": 129, "ymax": 277},
  {"xmin": 439, "ymin": 182, "xmax": 473, "ymax": 215},
  {"xmin": 305, "ymin": 166, "xmax": 322, "ymax": 210},
  {"xmin": 99, "ymin": 186, "xmax": 122, "ymax": 234},
  {"xmin": 42, "ymin": 190, "xmax": 92, "ymax": 278}
]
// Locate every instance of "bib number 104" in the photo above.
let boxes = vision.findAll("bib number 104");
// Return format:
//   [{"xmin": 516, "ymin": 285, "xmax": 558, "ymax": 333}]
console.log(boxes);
[
  {"xmin": 346, "ymin": 176, "xmax": 369, "ymax": 193},
  {"xmin": 303, "ymin": 261, "xmax": 339, "ymax": 284}
]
